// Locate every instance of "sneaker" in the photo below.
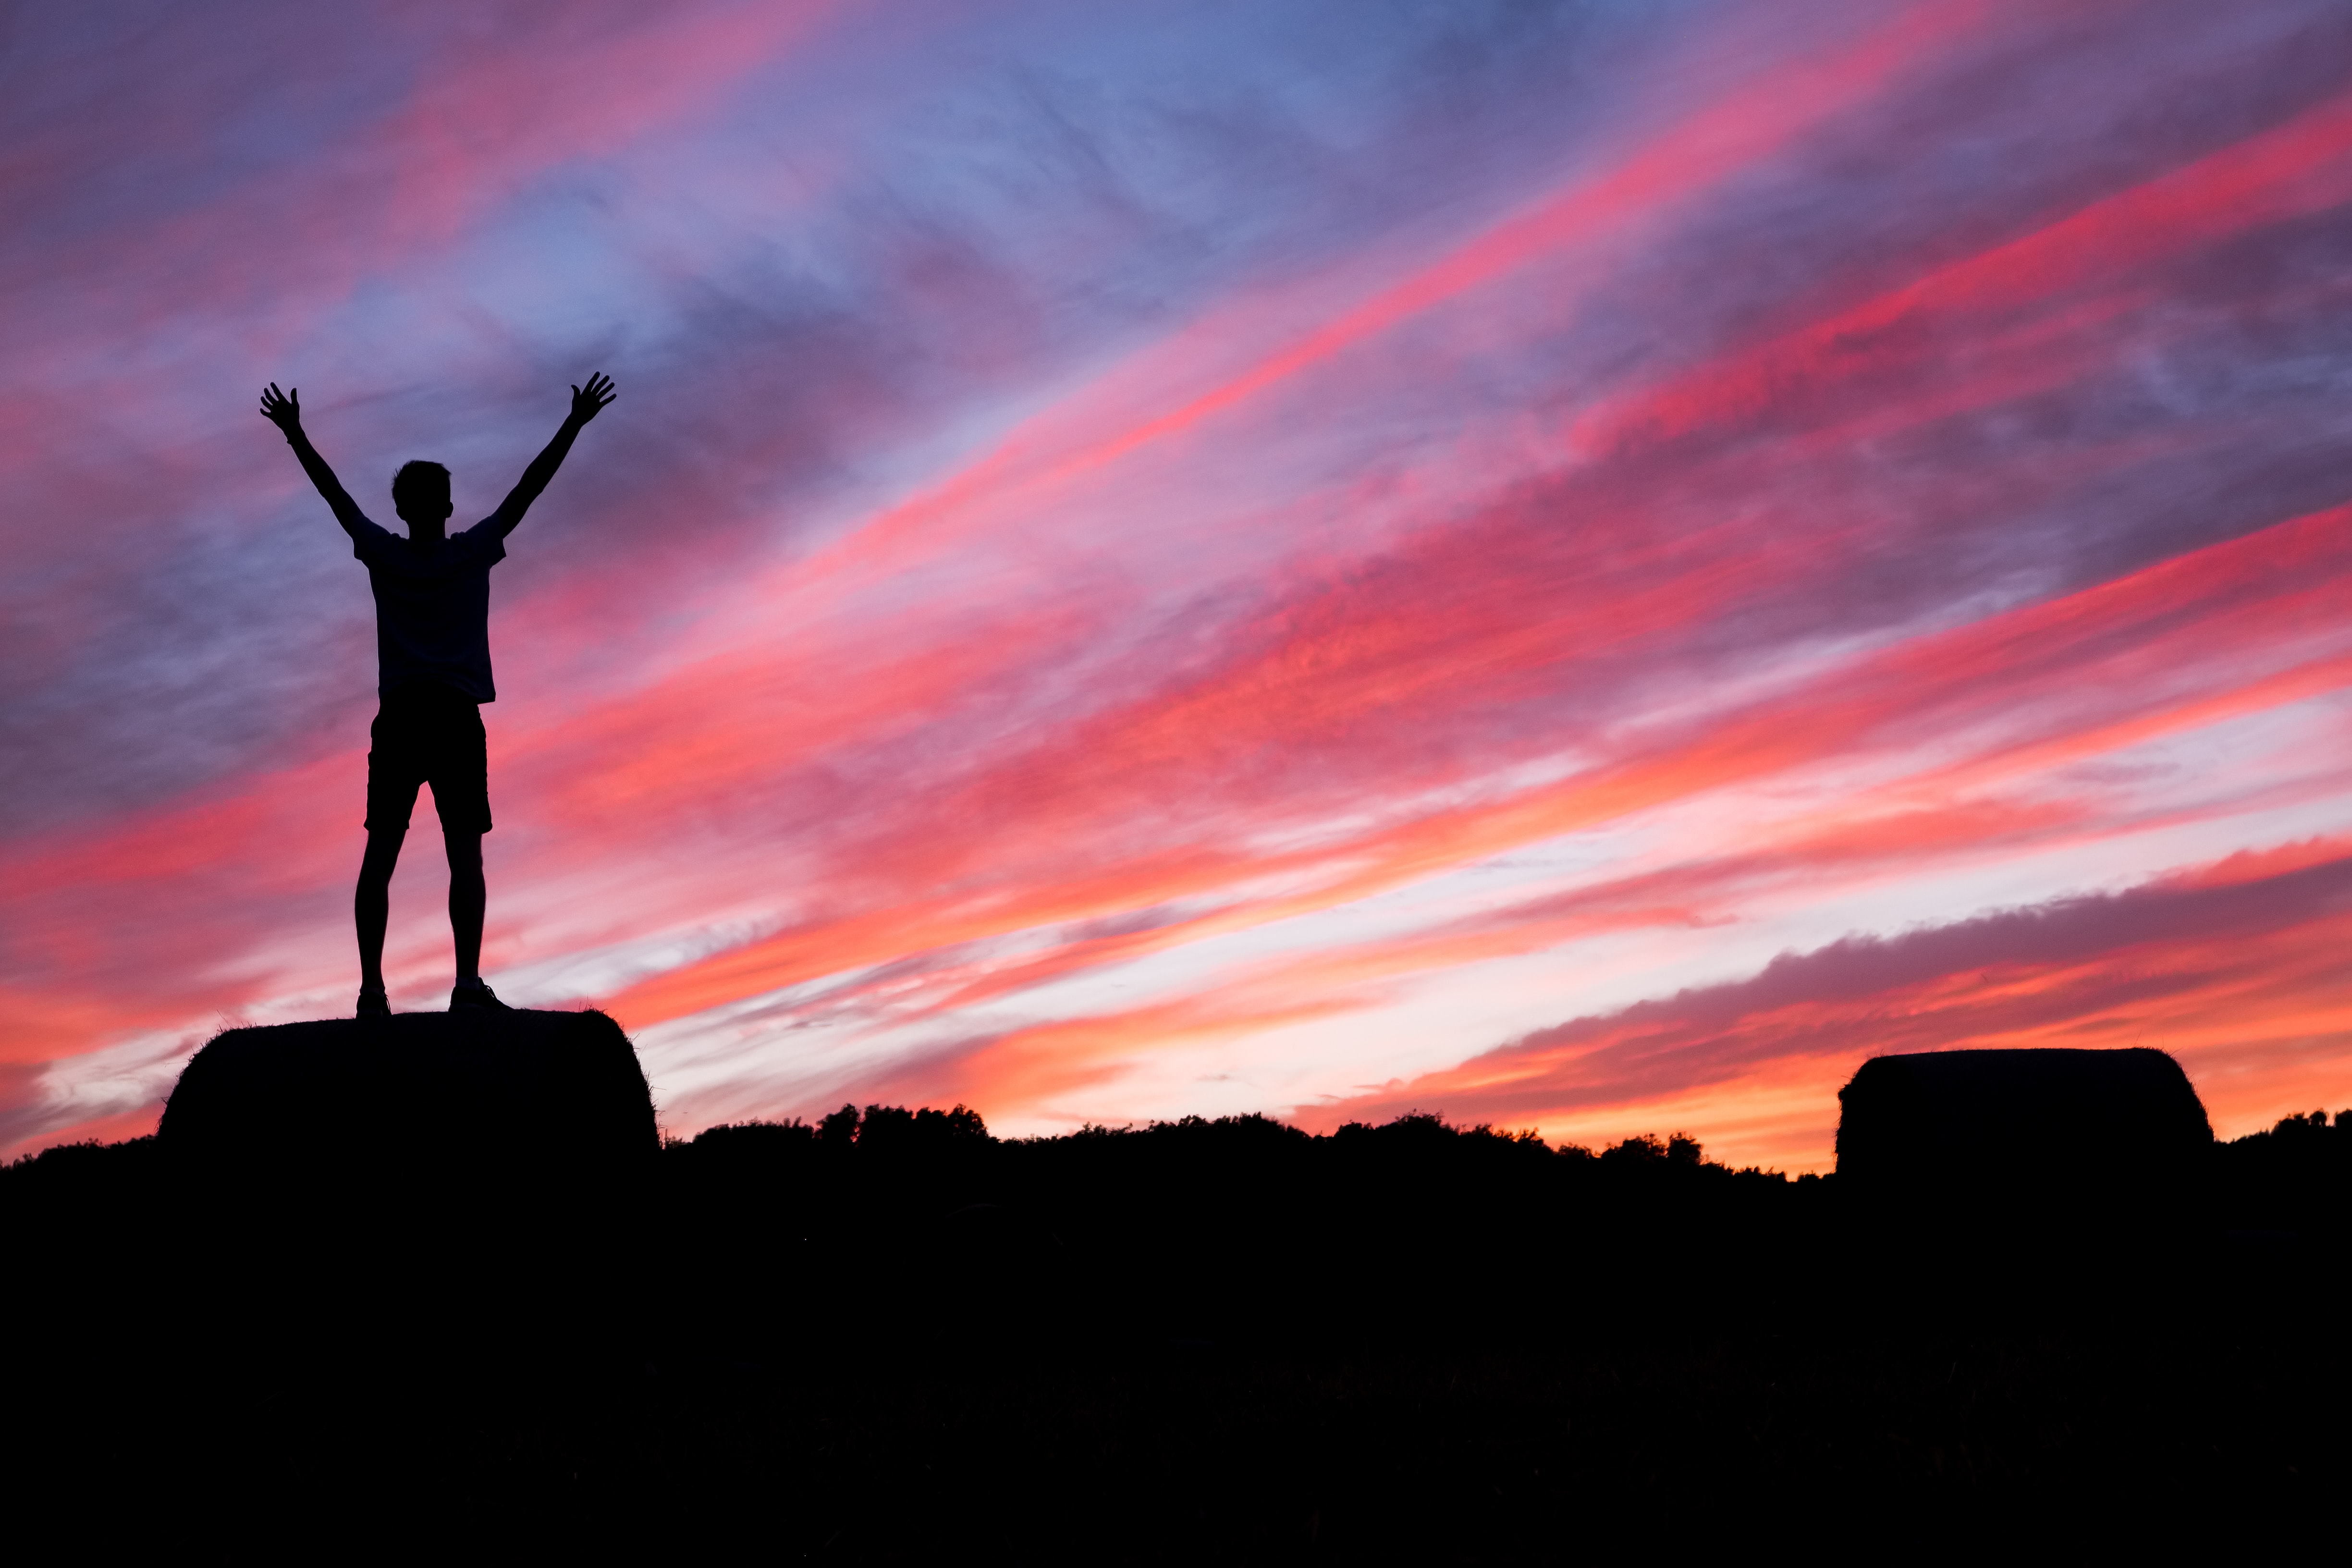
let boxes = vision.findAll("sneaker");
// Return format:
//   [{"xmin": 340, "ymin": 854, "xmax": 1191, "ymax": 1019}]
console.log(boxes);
[
  {"xmin": 357, "ymin": 985, "xmax": 391, "ymax": 1018},
  {"xmin": 449, "ymin": 980, "xmax": 512, "ymax": 1012}
]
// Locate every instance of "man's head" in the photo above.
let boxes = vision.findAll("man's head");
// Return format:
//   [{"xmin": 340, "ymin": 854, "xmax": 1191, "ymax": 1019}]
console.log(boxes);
[{"xmin": 391, "ymin": 460, "xmax": 453, "ymax": 538}]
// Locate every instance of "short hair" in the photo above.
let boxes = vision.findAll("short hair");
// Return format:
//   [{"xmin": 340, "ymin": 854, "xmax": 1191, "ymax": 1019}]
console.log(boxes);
[{"xmin": 391, "ymin": 460, "xmax": 451, "ymax": 518}]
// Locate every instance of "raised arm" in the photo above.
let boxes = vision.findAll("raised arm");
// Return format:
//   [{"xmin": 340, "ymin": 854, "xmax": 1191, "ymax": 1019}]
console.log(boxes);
[
  {"xmin": 491, "ymin": 372, "xmax": 616, "ymax": 538},
  {"xmin": 259, "ymin": 383, "xmax": 369, "ymax": 538}
]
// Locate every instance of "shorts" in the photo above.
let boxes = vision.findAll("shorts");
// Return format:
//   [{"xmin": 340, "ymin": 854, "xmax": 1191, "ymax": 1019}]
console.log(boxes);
[{"xmin": 366, "ymin": 683, "xmax": 492, "ymax": 834}]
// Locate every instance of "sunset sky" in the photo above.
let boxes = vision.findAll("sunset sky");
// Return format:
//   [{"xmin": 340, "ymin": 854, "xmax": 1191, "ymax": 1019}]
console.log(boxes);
[{"xmin": 5, "ymin": 0, "xmax": 2351, "ymax": 1168}]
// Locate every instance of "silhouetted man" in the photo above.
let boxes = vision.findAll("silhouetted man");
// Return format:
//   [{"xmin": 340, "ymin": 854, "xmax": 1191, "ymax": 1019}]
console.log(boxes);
[{"xmin": 259, "ymin": 374, "xmax": 616, "ymax": 1016}]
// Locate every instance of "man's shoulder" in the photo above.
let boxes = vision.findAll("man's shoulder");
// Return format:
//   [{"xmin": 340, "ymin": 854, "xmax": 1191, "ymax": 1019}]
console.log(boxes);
[
  {"xmin": 350, "ymin": 516, "xmax": 400, "ymax": 563},
  {"xmin": 450, "ymin": 518, "xmax": 510, "ymax": 566}
]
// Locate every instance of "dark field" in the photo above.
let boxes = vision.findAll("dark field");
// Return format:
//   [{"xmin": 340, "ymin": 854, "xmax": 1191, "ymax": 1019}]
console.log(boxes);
[{"xmin": 5, "ymin": 1104, "xmax": 2346, "ymax": 1555}]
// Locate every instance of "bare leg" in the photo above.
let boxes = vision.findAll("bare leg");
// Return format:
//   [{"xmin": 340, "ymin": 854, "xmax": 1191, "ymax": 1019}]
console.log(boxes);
[
  {"xmin": 356, "ymin": 825, "xmax": 407, "ymax": 992},
  {"xmin": 446, "ymin": 826, "xmax": 485, "ymax": 985}
]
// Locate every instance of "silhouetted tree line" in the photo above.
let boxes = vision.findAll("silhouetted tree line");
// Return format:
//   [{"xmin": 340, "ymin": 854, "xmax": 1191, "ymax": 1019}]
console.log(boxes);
[
  {"xmin": 9, "ymin": 1097, "xmax": 2340, "ymax": 1260},
  {"xmin": 2209, "ymin": 1106, "xmax": 2352, "ymax": 1238},
  {"xmin": 678, "ymin": 1101, "xmax": 1729, "ymax": 1167},
  {"xmin": 623, "ymin": 1096, "xmax": 2352, "ymax": 1363},
  {"xmin": 645, "ymin": 1106, "xmax": 1820, "ymax": 1366},
  {"xmin": 6, "ymin": 1101, "xmax": 2349, "ymax": 1549},
  {"xmin": 5, "ymin": 1097, "xmax": 2343, "ymax": 1371},
  {"xmin": 10, "ymin": 1098, "xmax": 2342, "ymax": 1244}
]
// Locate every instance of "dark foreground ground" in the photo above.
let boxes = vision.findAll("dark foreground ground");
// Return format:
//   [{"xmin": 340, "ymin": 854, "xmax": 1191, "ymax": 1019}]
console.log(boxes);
[{"xmin": 5, "ymin": 1101, "xmax": 2347, "ymax": 1556}]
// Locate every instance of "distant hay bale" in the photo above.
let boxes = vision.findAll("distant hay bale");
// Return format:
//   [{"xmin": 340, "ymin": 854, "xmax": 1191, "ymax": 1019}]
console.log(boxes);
[{"xmin": 1836, "ymin": 1047, "xmax": 2211, "ymax": 1214}]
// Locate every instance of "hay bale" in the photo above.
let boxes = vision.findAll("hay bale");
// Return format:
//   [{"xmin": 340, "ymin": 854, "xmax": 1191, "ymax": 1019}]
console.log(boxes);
[
  {"xmin": 147, "ymin": 1011, "xmax": 658, "ymax": 1472},
  {"xmin": 1836, "ymin": 1047, "xmax": 2211, "ymax": 1212},
  {"xmin": 157, "ymin": 1009, "xmax": 657, "ymax": 1363},
  {"xmin": 159, "ymin": 1008, "xmax": 656, "ymax": 1298},
  {"xmin": 161, "ymin": 1007, "xmax": 655, "ymax": 1178}
]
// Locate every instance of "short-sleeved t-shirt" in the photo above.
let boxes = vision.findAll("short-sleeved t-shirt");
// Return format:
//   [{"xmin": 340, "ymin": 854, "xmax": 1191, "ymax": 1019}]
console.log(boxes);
[{"xmin": 352, "ymin": 516, "xmax": 507, "ymax": 701}]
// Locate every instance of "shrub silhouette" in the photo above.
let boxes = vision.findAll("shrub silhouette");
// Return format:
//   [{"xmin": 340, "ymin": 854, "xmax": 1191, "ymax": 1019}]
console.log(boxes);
[
  {"xmin": 2211, "ymin": 1105, "xmax": 2351, "ymax": 1237},
  {"xmin": 855, "ymin": 1102, "xmax": 989, "ymax": 1152}
]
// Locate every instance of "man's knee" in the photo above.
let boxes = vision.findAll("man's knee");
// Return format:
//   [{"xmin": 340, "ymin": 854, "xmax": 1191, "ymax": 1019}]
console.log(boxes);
[
  {"xmin": 359, "ymin": 826, "xmax": 406, "ymax": 879},
  {"xmin": 442, "ymin": 829, "xmax": 484, "ymax": 871}
]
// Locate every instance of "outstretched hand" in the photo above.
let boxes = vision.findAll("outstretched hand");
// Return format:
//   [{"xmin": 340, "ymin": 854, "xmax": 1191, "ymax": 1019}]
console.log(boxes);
[
  {"xmin": 259, "ymin": 382, "xmax": 302, "ymax": 435},
  {"xmin": 495, "ymin": 371, "xmax": 618, "ymax": 533},
  {"xmin": 569, "ymin": 372, "xmax": 617, "ymax": 425}
]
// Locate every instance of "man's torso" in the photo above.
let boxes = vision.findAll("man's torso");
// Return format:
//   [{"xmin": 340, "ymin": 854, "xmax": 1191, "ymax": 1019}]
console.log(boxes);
[{"xmin": 353, "ymin": 518, "xmax": 506, "ymax": 702}]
